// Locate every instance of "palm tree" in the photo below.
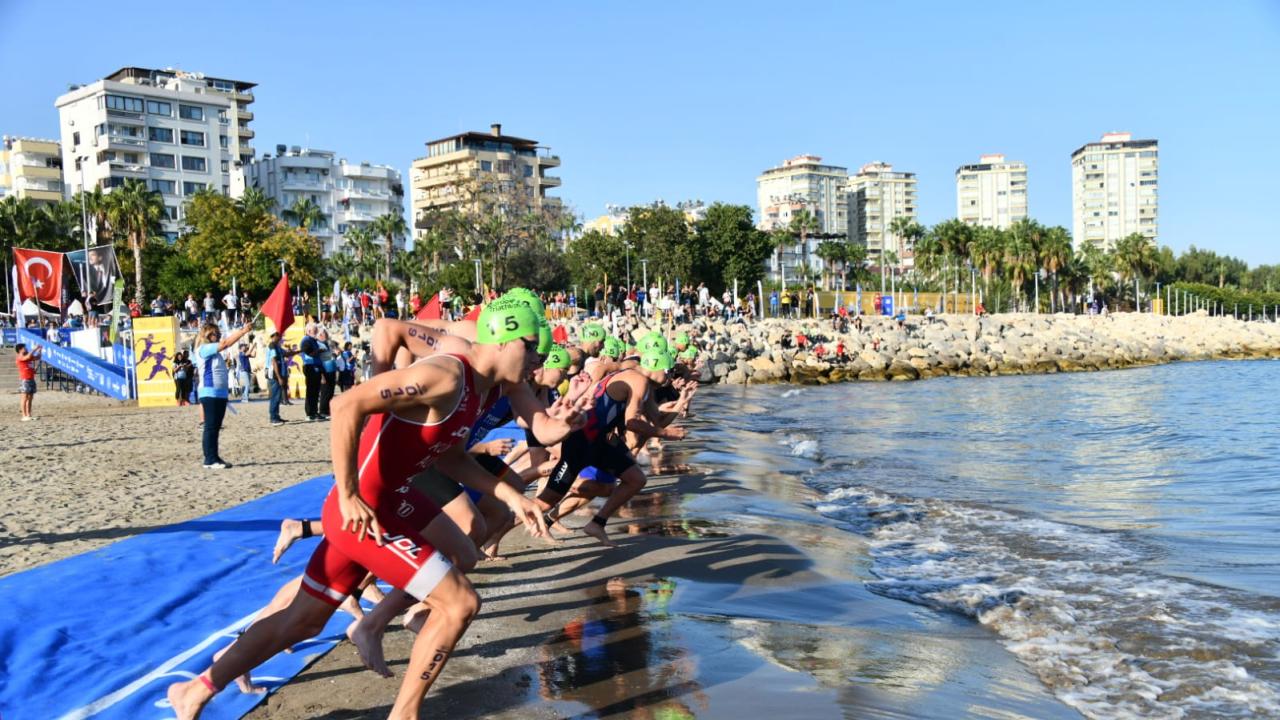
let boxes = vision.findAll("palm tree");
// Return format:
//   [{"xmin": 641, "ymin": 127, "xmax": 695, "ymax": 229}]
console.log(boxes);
[
  {"xmin": 1003, "ymin": 223, "xmax": 1037, "ymax": 311},
  {"xmin": 236, "ymin": 186, "xmax": 276, "ymax": 218},
  {"xmin": 1039, "ymin": 226, "xmax": 1072, "ymax": 312},
  {"xmin": 888, "ymin": 216, "xmax": 926, "ymax": 271},
  {"xmin": 815, "ymin": 239, "xmax": 849, "ymax": 291},
  {"xmin": 770, "ymin": 228, "xmax": 793, "ymax": 290},
  {"xmin": 969, "ymin": 226, "xmax": 1003, "ymax": 307},
  {"xmin": 788, "ymin": 208, "xmax": 819, "ymax": 289},
  {"xmin": 104, "ymin": 179, "xmax": 165, "ymax": 304},
  {"xmin": 1113, "ymin": 232, "xmax": 1157, "ymax": 311},
  {"xmin": 284, "ymin": 197, "xmax": 325, "ymax": 232},
  {"xmin": 372, "ymin": 212, "xmax": 408, "ymax": 282},
  {"xmin": 345, "ymin": 226, "xmax": 381, "ymax": 283},
  {"xmin": 75, "ymin": 186, "xmax": 111, "ymax": 245},
  {"xmin": 0, "ymin": 196, "xmax": 52, "ymax": 253}
]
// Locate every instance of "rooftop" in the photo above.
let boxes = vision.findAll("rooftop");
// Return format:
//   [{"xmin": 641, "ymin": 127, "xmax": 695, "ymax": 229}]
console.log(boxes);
[{"xmin": 106, "ymin": 66, "xmax": 257, "ymax": 91}]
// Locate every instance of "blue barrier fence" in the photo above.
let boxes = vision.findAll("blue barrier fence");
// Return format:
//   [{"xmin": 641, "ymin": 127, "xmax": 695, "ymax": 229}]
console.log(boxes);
[{"xmin": 16, "ymin": 328, "xmax": 131, "ymax": 400}]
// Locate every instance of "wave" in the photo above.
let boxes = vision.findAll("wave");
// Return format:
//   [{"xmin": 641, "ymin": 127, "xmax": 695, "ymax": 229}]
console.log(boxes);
[{"xmin": 814, "ymin": 484, "xmax": 1280, "ymax": 719}]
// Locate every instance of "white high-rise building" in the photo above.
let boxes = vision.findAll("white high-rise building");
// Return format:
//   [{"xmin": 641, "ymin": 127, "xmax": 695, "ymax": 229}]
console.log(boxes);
[
  {"xmin": 756, "ymin": 155, "xmax": 848, "ymax": 282},
  {"xmin": 55, "ymin": 67, "xmax": 256, "ymax": 240},
  {"xmin": 956, "ymin": 154, "xmax": 1028, "ymax": 229},
  {"xmin": 245, "ymin": 146, "xmax": 404, "ymax": 257},
  {"xmin": 846, "ymin": 162, "xmax": 918, "ymax": 267},
  {"xmin": 1071, "ymin": 132, "xmax": 1158, "ymax": 250}
]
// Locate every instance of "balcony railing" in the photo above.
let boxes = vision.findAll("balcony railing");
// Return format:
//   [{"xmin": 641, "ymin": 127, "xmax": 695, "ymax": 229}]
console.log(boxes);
[{"xmin": 109, "ymin": 162, "xmax": 147, "ymax": 176}]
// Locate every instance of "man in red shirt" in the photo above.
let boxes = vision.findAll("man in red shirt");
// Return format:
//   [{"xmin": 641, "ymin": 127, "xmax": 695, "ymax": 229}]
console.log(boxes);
[{"xmin": 15, "ymin": 342, "xmax": 41, "ymax": 421}]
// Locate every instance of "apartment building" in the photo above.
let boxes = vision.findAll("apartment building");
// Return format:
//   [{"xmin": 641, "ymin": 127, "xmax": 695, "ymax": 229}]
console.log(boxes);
[
  {"xmin": 0, "ymin": 136, "xmax": 63, "ymax": 204},
  {"xmin": 55, "ymin": 66, "xmax": 256, "ymax": 239},
  {"xmin": 847, "ymin": 162, "xmax": 918, "ymax": 267},
  {"xmin": 755, "ymin": 155, "xmax": 849, "ymax": 283},
  {"xmin": 410, "ymin": 123, "xmax": 561, "ymax": 244},
  {"xmin": 245, "ymin": 145, "xmax": 405, "ymax": 257},
  {"xmin": 1071, "ymin": 132, "xmax": 1158, "ymax": 250},
  {"xmin": 956, "ymin": 154, "xmax": 1027, "ymax": 229}
]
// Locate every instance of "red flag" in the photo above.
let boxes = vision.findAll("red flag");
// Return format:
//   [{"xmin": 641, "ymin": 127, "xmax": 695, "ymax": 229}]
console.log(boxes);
[
  {"xmin": 13, "ymin": 248, "xmax": 64, "ymax": 306},
  {"xmin": 416, "ymin": 293, "xmax": 442, "ymax": 320},
  {"xmin": 463, "ymin": 304, "xmax": 483, "ymax": 321},
  {"xmin": 261, "ymin": 273, "xmax": 294, "ymax": 335}
]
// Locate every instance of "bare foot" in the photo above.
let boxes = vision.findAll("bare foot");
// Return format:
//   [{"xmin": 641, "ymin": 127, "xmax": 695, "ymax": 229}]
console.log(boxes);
[
  {"xmin": 549, "ymin": 520, "xmax": 574, "ymax": 536},
  {"xmin": 346, "ymin": 617, "xmax": 393, "ymax": 678},
  {"xmin": 339, "ymin": 594, "xmax": 365, "ymax": 620},
  {"xmin": 402, "ymin": 603, "xmax": 430, "ymax": 634},
  {"xmin": 213, "ymin": 645, "xmax": 265, "ymax": 695},
  {"xmin": 166, "ymin": 678, "xmax": 213, "ymax": 720},
  {"xmin": 580, "ymin": 521, "xmax": 618, "ymax": 548},
  {"xmin": 271, "ymin": 519, "xmax": 304, "ymax": 564}
]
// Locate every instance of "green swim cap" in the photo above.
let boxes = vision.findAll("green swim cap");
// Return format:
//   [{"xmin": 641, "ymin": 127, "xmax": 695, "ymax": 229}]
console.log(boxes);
[
  {"xmin": 580, "ymin": 323, "xmax": 606, "ymax": 343},
  {"xmin": 537, "ymin": 324, "xmax": 553, "ymax": 354},
  {"xmin": 639, "ymin": 348, "xmax": 674, "ymax": 372},
  {"xmin": 504, "ymin": 287, "xmax": 545, "ymax": 316},
  {"xmin": 543, "ymin": 344, "xmax": 571, "ymax": 369},
  {"xmin": 675, "ymin": 332, "xmax": 691, "ymax": 348},
  {"xmin": 679, "ymin": 346, "xmax": 698, "ymax": 361},
  {"xmin": 600, "ymin": 336, "xmax": 625, "ymax": 359},
  {"xmin": 640, "ymin": 333, "xmax": 669, "ymax": 354},
  {"xmin": 476, "ymin": 302, "xmax": 540, "ymax": 345}
]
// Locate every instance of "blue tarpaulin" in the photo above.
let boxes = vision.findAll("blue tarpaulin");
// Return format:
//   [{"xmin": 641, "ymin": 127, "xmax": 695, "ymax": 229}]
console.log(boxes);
[{"xmin": 0, "ymin": 475, "xmax": 350, "ymax": 720}]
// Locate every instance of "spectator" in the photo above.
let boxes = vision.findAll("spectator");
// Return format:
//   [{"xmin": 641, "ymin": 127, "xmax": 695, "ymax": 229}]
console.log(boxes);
[
  {"xmin": 318, "ymin": 328, "xmax": 337, "ymax": 417},
  {"xmin": 299, "ymin": 322, "xmax": 324, "ymax": 421},
  {"xmin": 184, "ymin": 294, "xmax": 199, "ymax": 326},
  {"xmin": 173, "ymin": 350, "xmax": 194, "ymax": 406},
  {"xmin": 202, "ymin": 291, "xmax": 216, "ymax": 323},
  {"xmin": 265, "ymin": 331, "xmax": 287, "ymax": 425},
  {"xmin": 236, "ymin": 340, "xmax": 256, "ymax": 403},
  {"xmin": 222, "ymin": 289, "xmax": 238, "ymax": 326},
  {"xmin": 15, "ymin": 342, "xmax": 41, "ymax": 421},
  {"xmin": 339, "ymin": 341, "xmax": 356, "ymax": 392}
]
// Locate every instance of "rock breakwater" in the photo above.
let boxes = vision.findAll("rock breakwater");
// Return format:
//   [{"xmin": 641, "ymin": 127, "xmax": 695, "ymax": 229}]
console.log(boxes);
[{"xmin": 677, "ymin": 312, "xmax": 1280, "ymax": 385}]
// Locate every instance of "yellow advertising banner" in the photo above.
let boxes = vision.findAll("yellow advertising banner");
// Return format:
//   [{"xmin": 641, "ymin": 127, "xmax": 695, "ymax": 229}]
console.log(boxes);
[
  {"xmin": 266, "ymin": 319, "xmax": 307, "ymax": 399},
  {"xmin": 133, "ymin": 315, "xmax": 180, "ymax": 407}
]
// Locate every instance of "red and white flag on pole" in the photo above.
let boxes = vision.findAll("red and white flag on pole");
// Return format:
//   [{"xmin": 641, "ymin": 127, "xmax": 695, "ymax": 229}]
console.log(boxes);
[
  {"xmin": 416, "ymin": 293, "xmax": 443, "ymax": 320},
  {"xmin": 261, "ymin": 273, "xmax": 294, "ymax": 335},
  {"xmin": 13, "ymin": 248, "xmax": 64, "ymax": 307}
]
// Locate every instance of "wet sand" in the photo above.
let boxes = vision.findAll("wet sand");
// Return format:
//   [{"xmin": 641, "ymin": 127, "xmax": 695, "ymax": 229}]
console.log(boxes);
[{"xmin": 1, "ymin": 389, "xmax": 1078, "ymax": 718}]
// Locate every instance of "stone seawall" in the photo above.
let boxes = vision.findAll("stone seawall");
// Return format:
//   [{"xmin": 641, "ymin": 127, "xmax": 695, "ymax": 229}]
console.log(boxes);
[{"xmin": 681, "ymin": 313, "xmax": 1280, "ymax": 384}]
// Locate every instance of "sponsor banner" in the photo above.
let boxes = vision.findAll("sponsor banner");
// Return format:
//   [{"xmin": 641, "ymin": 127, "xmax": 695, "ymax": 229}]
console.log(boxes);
[
  {"xmin": 133, "ymin": 316, "xmax": 180, "ymax": 408},
  {"xmin": 266, "ymin": 318, "xmax": 307, "ymax": 399},
  {"xmin": 65, "ymin": 243, "xmax": 122, "ymax": 307},
  {"xmin": 16, "ymin": 328, "xmax": 130, "ymax": 400},
  {"xmin": 108, "ymin": 279, "xmax": 126, "ymax": 344}
]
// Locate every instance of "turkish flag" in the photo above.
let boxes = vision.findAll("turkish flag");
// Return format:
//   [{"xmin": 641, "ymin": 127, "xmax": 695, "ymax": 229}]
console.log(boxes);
[
  {"xmin": 13, "ymin": 248, "xmax": 64, "ymax": 306},
  {"xmin": 416, "ymin": 293, "xmax": 442, "ymax": 320},
  {"xmin": 261, "ymin": 273, "xmax": 294, "ymax": 335}
]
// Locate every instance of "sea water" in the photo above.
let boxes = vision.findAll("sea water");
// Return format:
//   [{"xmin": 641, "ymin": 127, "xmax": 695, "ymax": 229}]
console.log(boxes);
[{"xmin": 706, "ymin": 360, "xmax": 1280, "ymax": 719}]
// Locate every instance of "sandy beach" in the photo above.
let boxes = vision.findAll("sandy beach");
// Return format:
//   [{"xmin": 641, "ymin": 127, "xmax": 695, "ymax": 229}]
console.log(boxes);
[{"xmin": 0, "ymin": 387, "xmax": 1080, "ymax": 719}]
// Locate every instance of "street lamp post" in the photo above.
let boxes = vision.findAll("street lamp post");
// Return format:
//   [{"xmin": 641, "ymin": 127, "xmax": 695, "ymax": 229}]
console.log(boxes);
[
  {"xmin": 473, "ymin": 258, "xmax": 482, "ymax": 295},
  {"xmin": 78, "ymin": 157, "xmax": 90, "ymax": 295},
  {"xmin": 624, "ymin": 241, "xmax": 632, "ymax": 290}
]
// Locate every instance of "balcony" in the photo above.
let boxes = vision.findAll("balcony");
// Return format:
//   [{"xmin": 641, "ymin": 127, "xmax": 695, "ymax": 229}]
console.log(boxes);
[
  {"xmin": 17, "ymin": 164, "xmax": 62, "ymax": 179},
  {"xmin": 238, "ymin": 110, "xmax": 254, "ymax": 122},
  {"xmin": 106, "ymin": 109, "xmax": 145, "ymax": 123},
  {"xmin": 109, "ymin": 162, "xmax": 147, "ymax": 177},
  {"xmin": 238, "ymin": 127, "xmax": 254, "ymax": 139},
  {"xmin": 536, "ymin": 152, "xmax": 561, "ymax": 168},
  {"xmin": 106, "ymin": 135, "xmax": 147, "ymax": 150},
  {"xmin": 538, "ymin": 175, "xmax": 562, "ymax": 188},
  {"xmin": 281, "ymin": 177, "xmax": 328, "ymax": 191},
  {"xmin": 234, "ymin": 90, "xmax": 254, "ymax": 104},
  {"xmin": 341, "ymin": 186, "xmax": 393, "ymax": 200},
  {"xmin": 341, "ymin": 163, "xmax": 395, "ymax": 180},
  {"xmin": 22, "ymin": 188, "xmax": 63, "ymax": 203}
]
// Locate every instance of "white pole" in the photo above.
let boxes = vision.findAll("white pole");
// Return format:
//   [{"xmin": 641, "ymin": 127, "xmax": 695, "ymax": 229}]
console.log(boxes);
[{"xmin": 757, "ymin": 280, "xmax": 764, "ymax": 320}]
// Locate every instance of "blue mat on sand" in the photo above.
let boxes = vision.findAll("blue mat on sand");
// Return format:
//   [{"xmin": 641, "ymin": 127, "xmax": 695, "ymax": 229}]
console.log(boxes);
[{"xmin": 0, "ymin": 475, "xmax": 352, "ymax": 720}]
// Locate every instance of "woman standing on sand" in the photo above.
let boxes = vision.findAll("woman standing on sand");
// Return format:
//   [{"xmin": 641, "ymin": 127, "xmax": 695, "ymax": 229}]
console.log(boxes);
[{"xmin": 195, "ymin": 322, "xmax": 253, "ymax": 470}]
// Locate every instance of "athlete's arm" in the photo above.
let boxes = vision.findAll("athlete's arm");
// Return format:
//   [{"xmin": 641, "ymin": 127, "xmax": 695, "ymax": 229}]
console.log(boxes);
[
  {"xmin": 435, "ymin": 443, "xmax": 548, "ymax": 538},
  {"xmin": 621, "ymin": 374, "xmax": 684, "ymax": 440},
  {"xmin": 506, "ymin": 381, "xmax": 580, "ymax": 445},
  {"xmin": 328, "ymin": 361, "xmax": 461, "ymax": 544}
]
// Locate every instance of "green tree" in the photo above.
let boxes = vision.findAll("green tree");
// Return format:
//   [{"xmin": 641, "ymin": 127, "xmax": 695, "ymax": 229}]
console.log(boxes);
[
  {"xmin": 564, "ymin": 229, "xmax": 626, "ymax": 291},
  {"xmin": 970, "ymin": 226, "xmax": 1003, "ymax": 307},
  {"xmin": 1039, "ymin": 225, "xmax": 1072, "ymax": 312},
  {"xmin": 343, "ymin": 226, "xmax": 382, "ymax": 284},
  {"xmin": 0, "ymin": 196, "xmax": 54, "ymax": 254},
  {"xmin": 105, "ymin": 179, "xmax": 166, "ymax": 304},
  {"xmin": 691, "ymin": 203, "xmax": 775, "ymax": 292},
  {"xmin": 42, "ymin": 200, "xmax": 84, "ymax": 251},
  {"xmin": 181, "ymin": 190, "xmax": 321, "ymax": 295},
  {"xmin": 372, "ymin": 212, "xmax": 409, "ymax": 282},
  {"xmin": 888, "ymin": 216, "xmax": 926, "ymax": 271},
  {"xmin": 814, "ymin": 239, "xmax": 849, "ymax": 291},
  {"xmin": 620, "ymin": 204, "xmax": 693, "ymax": 288},
  {"xmin": 284, "ymin": 197, "xmax": 325, "ymax": 232},
  {"xmin": 1113, "ymin": 232, "xmax": 1157, "ymax": 310},
  {"xmin": 787, "ymin": 208, "xmax": 819, "ymax": 286},
  {"xmin": 236, "ymin": 186, "xmax": 277, "ymax": 218},
  {"xmin": 1004, "ymin": 219, "xmax": 1040, "ymax": 310}
]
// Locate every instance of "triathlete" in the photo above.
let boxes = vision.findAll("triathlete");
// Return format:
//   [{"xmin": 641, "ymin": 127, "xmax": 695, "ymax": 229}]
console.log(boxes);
[{"xmin": 167, "ymin": 303, "xmax": 552, "ymax": 720}]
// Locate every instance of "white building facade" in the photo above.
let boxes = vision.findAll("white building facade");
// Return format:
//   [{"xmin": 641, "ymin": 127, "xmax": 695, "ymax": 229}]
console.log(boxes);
[
  {"xmin": 756, "ymin": 155, "xmax": 848, "ymax": 283},
  {"xmin": 956, "ymin": 154, "xmax": 1028, "ymax": 229},
  {"xmin": 1071, "ymin": 132, "xmax": 1158, "ymax": 251},
  {"xmin": 55, "ymin": 67, "xmax": 255, "ymax": 239},
  {"xmin": 245, "ymin": 145, "xmax": 404, "ymax": 257},
  {"xmin": 847, "ymin": 162, "xmax": 918, "ymax": 267}
]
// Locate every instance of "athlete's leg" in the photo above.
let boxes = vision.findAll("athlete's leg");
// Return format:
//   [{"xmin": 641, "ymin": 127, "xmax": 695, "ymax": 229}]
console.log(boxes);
[
  {"xmin": 272, "ymin": 518, "xmax": 321, "ymax": 564},
  {"xmin": 548, "ymin": 478, "xmax": 613, "ymax": 534},
  {"xmin": 581, "ymin": 465, "xmax": 647, "ymax": 548},
  {"xmin": 387, "ymin": 567, "xmax": 480, "ymax": 720}
]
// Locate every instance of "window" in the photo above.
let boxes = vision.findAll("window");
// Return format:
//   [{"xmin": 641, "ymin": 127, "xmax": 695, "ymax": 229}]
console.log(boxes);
[
  {"xmin": 180, "ymin": 130, "xmax": 205, "ymax": 147},
  {"xmin": 150, "ymin": 152, "xmax": 176, "ymax": 169},
  {"xmin": 219, "ymin": 135, "xmax": 228, "ymax": 148},
  {"xmin": 180, "ymin": 156, "xmax": 206, "ymax": 172},
  {"xmin": 164, "ymin": 206, "xmax": 178, "ymax": 220},
  {"xmin": 221, "ymin": 185, "xmax": 229, "ymax": 196},
  {"xmin": 211, "ymin": 79, "xmax": 235, "ymax": 93},
  {"xmin": 337, "ymin": 224, "xmax": 348, "ymax": 234},
  {"xmin": 148, "ymin": 127, "xmax": 173, "ymax": 143},
  {"xmin": 523, "ymin": 165, "xmax": 533, "ymax": 178},
  {"xmin": 1140, "ymin": 151, "xmax": 1157, "ymax": 158},
  {"xmin": 95, "ymin": 123, "xmax": 106, "ymax": 138},
  {"xmin": 220, "ymin": 160, "xmax": 229, "ymax": 172},
  {"xmin": 122, "ymin": 152, "xmax": 139, "ymax": 164},
  {"xmin": 151, "ymin": 179, "xmax": 176, "ymax": 194},
  {"xmin": 1140, "ymin": 180, "xmax": 1157, "ymax": 186},
  {"xmin": 183, "ymin": 181, "xmax": 208, "ymax": 196},
  {"xmin": 146, "ymin": 100, "xmax": 171, "ymax": 116},
  {"xmin": 72, "ymin": 131, "xmax": 80, "ymax": 146},
  {"xmin": 102, "ymin": 176, "xmax": 127, "ymax": 189},
  {"xmin": 178, "ymin": 104, "xmax": 204, "ymax": 121},
  {"xmin": 104, "ymin": 94, "xmax": 144, "ymax": 112},
  {"xmin": 480, "ymin": 160, "xmax": 492, "ymax": 172}
]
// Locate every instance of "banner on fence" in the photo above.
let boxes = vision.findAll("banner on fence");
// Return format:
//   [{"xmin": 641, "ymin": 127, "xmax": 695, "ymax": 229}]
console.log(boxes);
[{"xmin": 133, "ymin": 315, "xmax": 180, "ymax": 408}]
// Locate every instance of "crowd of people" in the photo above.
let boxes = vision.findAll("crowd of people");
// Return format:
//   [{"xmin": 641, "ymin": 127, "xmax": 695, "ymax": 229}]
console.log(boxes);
[{"xmin": 162, "ymin": 288, "xmax": 703, "ymax": 718}]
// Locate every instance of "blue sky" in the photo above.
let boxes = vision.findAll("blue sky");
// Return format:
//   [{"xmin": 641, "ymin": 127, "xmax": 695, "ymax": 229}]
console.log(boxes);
[{"xmin": 2, "ymin": 1, "xmax": 1277, "ymax": 264}]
